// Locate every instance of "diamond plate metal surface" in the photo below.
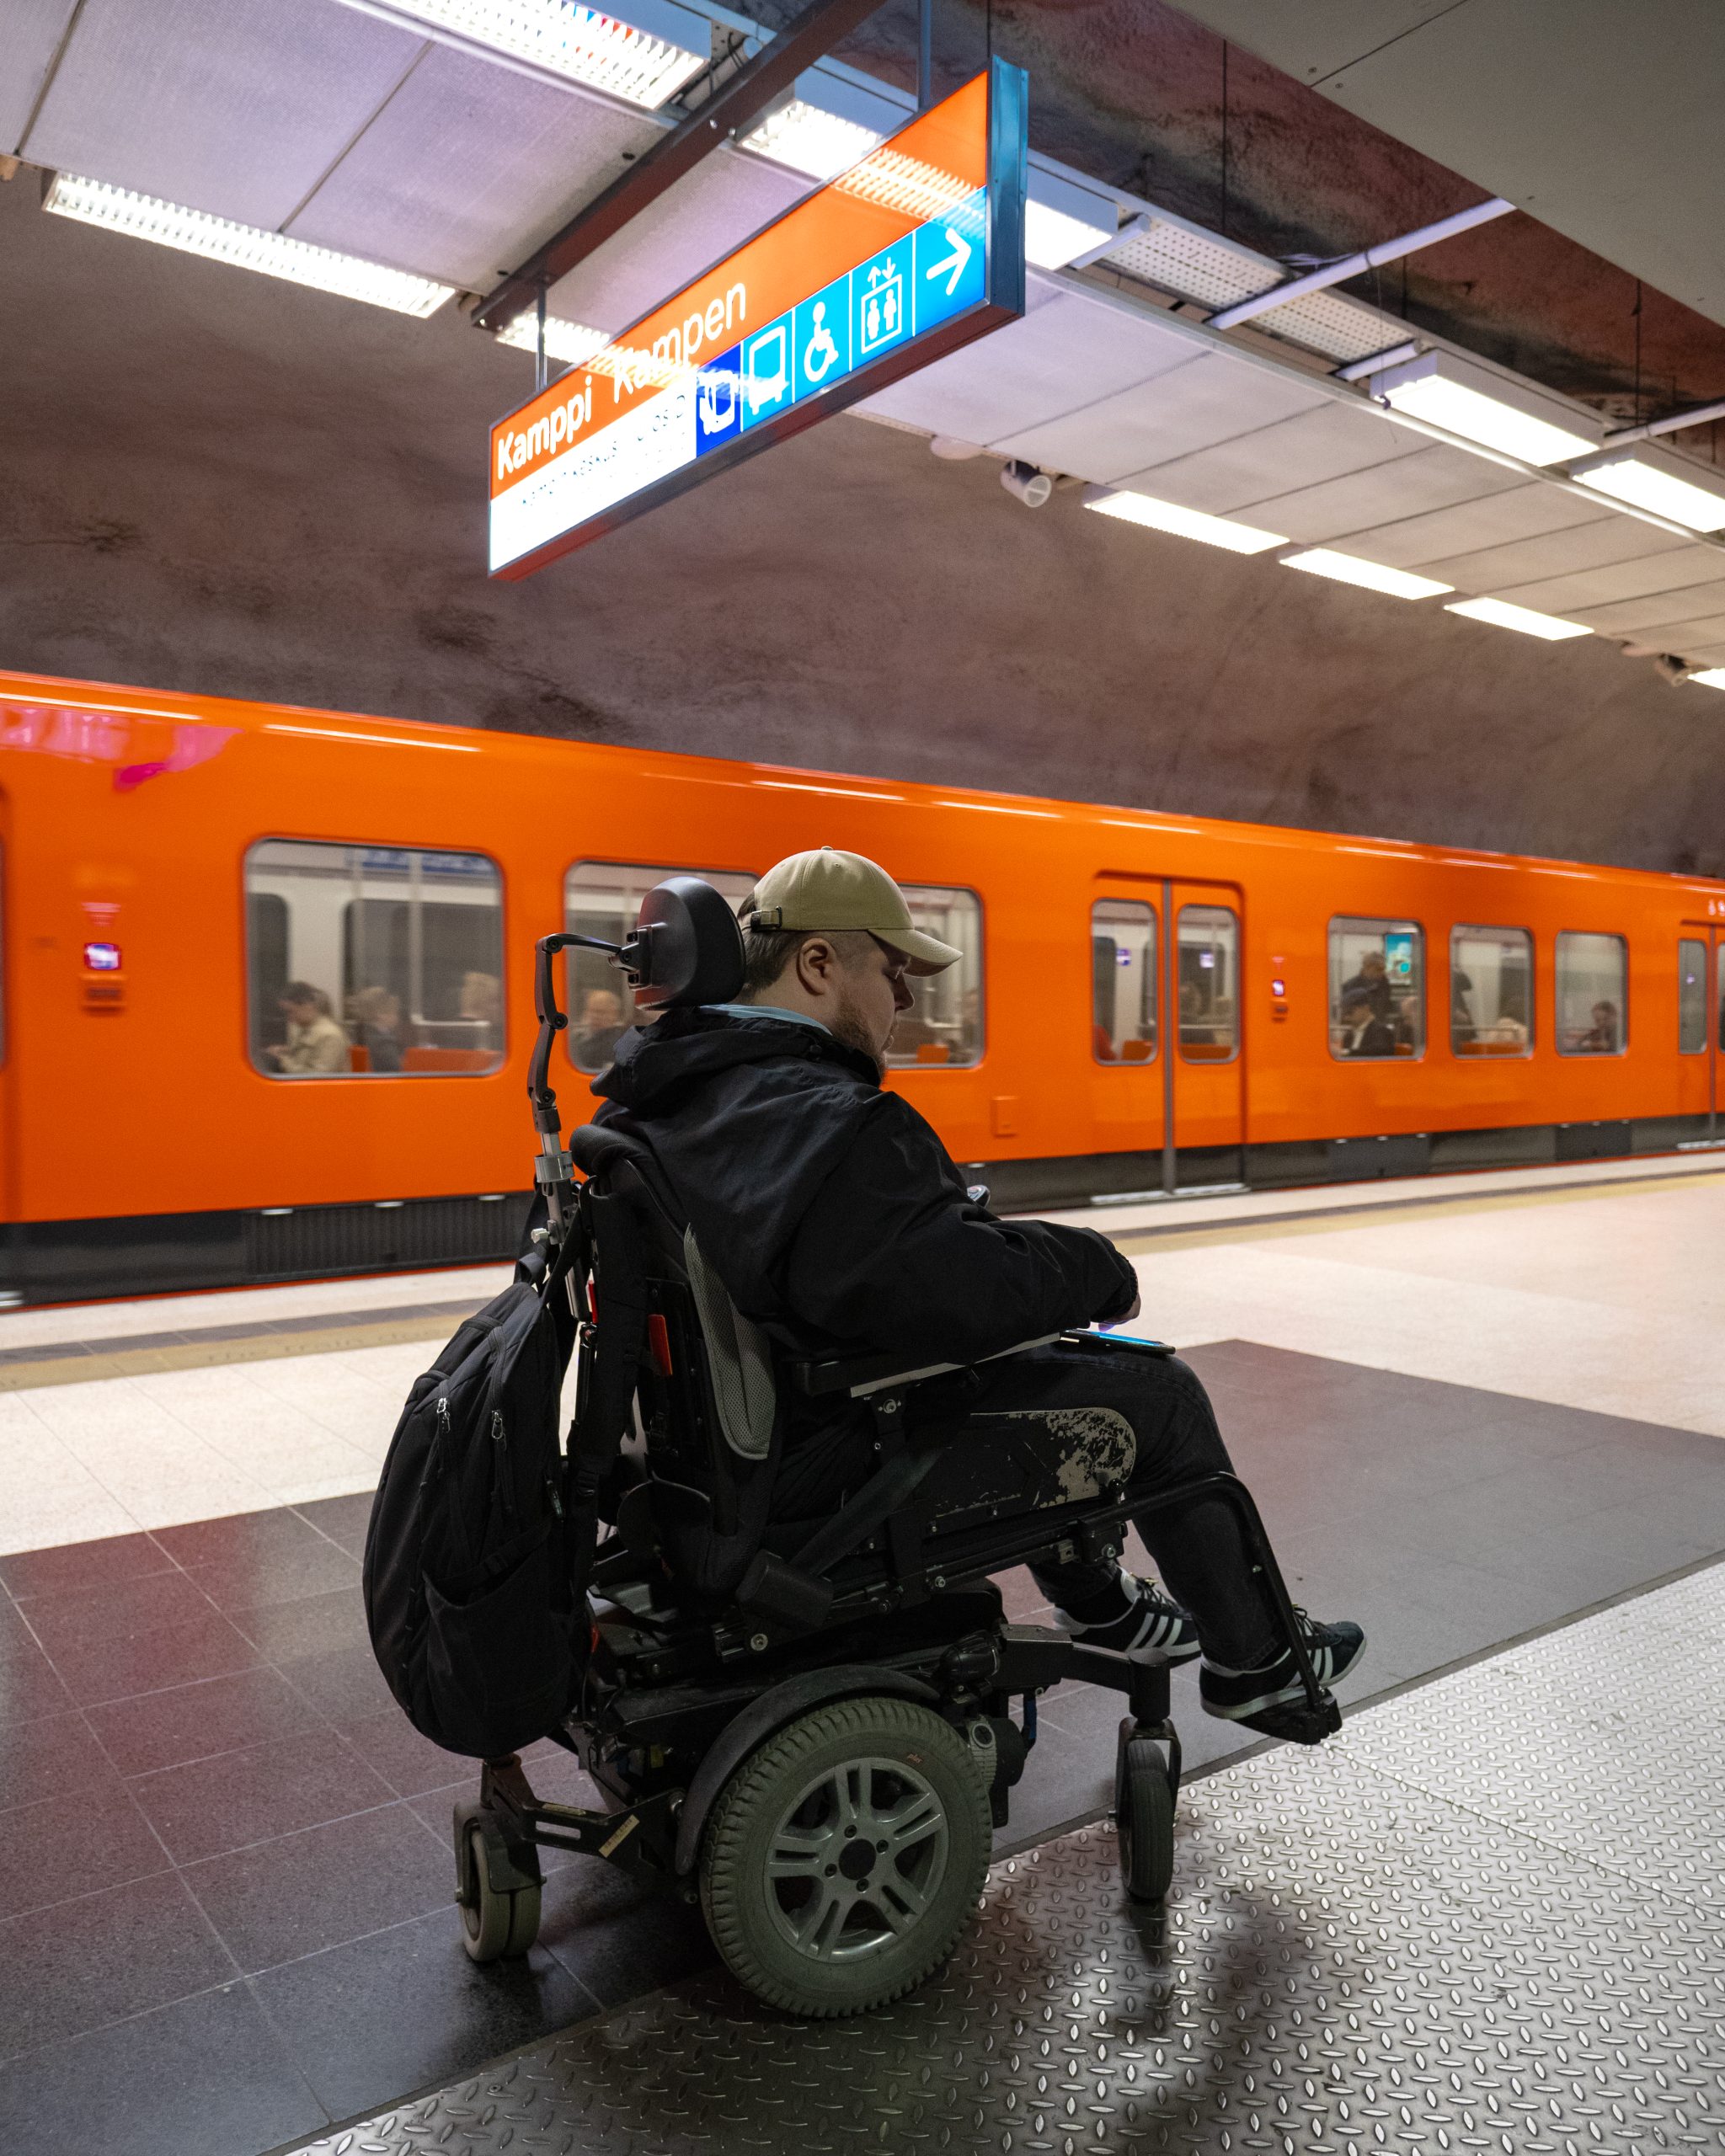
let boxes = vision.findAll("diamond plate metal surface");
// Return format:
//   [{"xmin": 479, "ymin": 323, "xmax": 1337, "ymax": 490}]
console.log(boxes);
[{"xmin": 291, "ymin": 1562, "xmax": 1725, "ymax": 2156}]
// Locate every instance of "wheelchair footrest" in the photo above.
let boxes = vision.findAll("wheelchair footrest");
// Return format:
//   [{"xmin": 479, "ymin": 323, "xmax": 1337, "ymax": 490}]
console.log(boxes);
[{"xmin": 1242, "ymin": 1693, "xmax": 1344, "ymax": 1746}]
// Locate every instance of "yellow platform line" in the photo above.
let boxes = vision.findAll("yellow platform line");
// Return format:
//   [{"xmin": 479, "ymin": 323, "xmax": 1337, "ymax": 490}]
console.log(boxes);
[
  {"xmin": 1108, "ymin": 1165, "xmax": 1725, "ymax": 1259},
  {"xmin": 0, "ymin": 1311, "xmax": 458, "ymax": 1394}
]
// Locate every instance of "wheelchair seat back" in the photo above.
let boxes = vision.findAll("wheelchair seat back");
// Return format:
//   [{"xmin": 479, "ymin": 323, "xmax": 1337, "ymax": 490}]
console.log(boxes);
[{"xmin": 571, "ymin": 1121, "xmax": 782, "ymax": 1599}]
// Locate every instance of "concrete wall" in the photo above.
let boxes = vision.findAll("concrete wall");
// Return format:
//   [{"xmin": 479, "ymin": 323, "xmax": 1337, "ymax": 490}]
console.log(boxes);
[{"xmin": 2, "ymin": 176, "xmax": 1722, "ymax": 877}]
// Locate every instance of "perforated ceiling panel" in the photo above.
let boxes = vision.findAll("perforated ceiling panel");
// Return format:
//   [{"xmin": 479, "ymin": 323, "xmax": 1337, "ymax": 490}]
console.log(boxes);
[
  {"xmin": 857, "ymin": 282, "xmax": 1202, "ymax": 448},
  {"xmin": 1101, "ymin": 215, "xmax": 1270, "ymax": 309},
  {"xmin": 1113, "ymin": 396, "xmax": 1420, "ymax": 516},
  {"xmin": 289, "ymin": 41, "xmax": 655, "ymax": 290},
  {"xmin": 1257, "ymin": 286, "xmax": 1402, "ymax": 362},
  {"xmin": 1, "ymin": 0, "xmax": 77, "ymax": 154},
  {"xmin": 1097, "ymin": 213, "xmax": 1397, "ymax": 363},
  {"xmin": 542, "ymin": 143, "xmax": 809, "ymax": 334},
  {"xmin": 23, "ymin": 0, "xmax": 424, "ymax": 231}
]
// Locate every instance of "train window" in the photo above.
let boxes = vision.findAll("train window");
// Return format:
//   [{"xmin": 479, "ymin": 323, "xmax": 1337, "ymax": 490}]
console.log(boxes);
[
  {"xmin": 885, "ymin": 886, "xmax": 983, "ymax": 1068},
  {"xmin": 1329, "ymin": 917, "xmax": 1423, "ymax": 1060},
  {"xmin": 1556, "ymin": 931, "xmax": 1626, "ymax": 1054},
  {"xmin": 246, "ymin": 841, "xmax": 505, "ymax": 1077},
  {"xmin": 1178, "ymin": 905, "xmax": 1238, "ymax": 1062},
  {"xmin": 1451, "ymin": 926, "xmax": 1533, "ymax": 1057},
  {"xmin": 564, "ymin": 864, "xmax": 756, "ymax": 1070},
  {"xmin": 1679, "ymin": 939, "xmax": 1707, "ymax": 1054},
  {"xmin": 1092, "ymin": 900, "xmax": 1157, "ymax": 1063}
]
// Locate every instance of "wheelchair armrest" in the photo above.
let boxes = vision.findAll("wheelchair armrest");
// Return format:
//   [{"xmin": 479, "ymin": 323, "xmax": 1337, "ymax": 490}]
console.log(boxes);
[{"xmin": 788, "ymin": 1332, "xmax": 1064, "ymax": 1400}]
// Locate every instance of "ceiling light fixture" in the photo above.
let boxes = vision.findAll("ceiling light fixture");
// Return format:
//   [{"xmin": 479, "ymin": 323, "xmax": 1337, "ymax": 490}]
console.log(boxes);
[
  {"xmin": 1369, "ymin": 350, "xmax": 1599, "ymax": 467},
  {"xmin": 495, "ymin": 310, "xmax": 609, "ymax": 365},
  {"xmin": 1023, "ymin": 167, "xmax": 1116, "ymax": 270},
  {"xmin": 1569, "ymin": 443, "xmax": 1725, "ymax": 532},
  {"xmin": 1082, "ymin": 486, "xmax": 1285, "ymax": 554},
  {"xmin": 742, "ymin": 98, "xmax": 882, "ymax": 182},
  {"xmin": 41, "ymin": 172, "xmax": 453, "ymax": 316},
  {"xmin": 1685, "ymin": 667, "xmax": 1725, "ymax": 691},
  {"xmin": 1280, "ymin": 548, "xmax": 1452, "ymax": 600},
  {"xmin": 1444, "ymin": 596, "xmax": 1591, "ymax": 642},
  {"xmin": 371, "ymin": 0, "xmax": 708, "ymax": 109}
]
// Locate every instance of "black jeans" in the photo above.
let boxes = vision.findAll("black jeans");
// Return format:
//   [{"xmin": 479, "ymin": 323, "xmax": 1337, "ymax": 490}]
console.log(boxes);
[{"xmin": 773, "ymin": 1339, "xmax": 1283, "ymax": 1670}]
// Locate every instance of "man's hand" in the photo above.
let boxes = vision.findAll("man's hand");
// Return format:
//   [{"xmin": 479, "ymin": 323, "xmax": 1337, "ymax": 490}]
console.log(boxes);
[{"xmin": 1115, "ymin": 1293, "xmax": 1142, "ymax": 1324}]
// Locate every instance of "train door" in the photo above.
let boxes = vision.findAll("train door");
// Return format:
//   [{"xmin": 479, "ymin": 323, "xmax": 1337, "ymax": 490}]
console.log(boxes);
[
  {"xmin": 1679, "ymin": 925, "xmax": 1722, "ymax": 1138},
  {"xmin": 1091, "ymin": 878, "xmax": 1244, "ymax": 1190},
  {"xmin": 1171, "ymin": 881, "xmax": 1245, "ymax": 1183}
]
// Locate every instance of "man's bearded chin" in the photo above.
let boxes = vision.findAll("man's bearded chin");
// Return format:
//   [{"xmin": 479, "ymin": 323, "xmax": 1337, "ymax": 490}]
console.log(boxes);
[{"xmin": 829, "ymin": 984, "xmax": 889, "ymax": 1079}]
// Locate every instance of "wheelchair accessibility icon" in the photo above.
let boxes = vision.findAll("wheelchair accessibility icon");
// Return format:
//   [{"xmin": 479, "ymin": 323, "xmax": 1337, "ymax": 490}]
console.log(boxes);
[{"xmin": 802, "ymin": 302, "xmax": 840, "ymax": 385}]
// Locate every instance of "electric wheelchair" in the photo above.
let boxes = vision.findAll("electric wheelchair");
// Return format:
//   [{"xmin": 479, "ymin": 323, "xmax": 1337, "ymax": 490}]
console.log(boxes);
[{"xmin": 451, "ymin": 878, "xmax": 1339, "ymax": 2019}]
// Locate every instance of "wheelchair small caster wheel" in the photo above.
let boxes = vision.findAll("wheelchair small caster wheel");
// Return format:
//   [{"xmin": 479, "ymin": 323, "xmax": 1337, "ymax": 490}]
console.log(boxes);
[
  {"xmin": 456, "ymin": 1815, "xmax": 541, "ymax": 1963},
  {"xmin": 1115, "ymin": 1725, "xmax": 1174, "ymax": 1907}
]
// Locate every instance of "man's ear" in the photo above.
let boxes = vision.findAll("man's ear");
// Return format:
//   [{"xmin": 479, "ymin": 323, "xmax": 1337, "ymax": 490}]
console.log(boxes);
[{"xmin": 793, "ymin": 936, "xmax": 839, "ymax": 995}]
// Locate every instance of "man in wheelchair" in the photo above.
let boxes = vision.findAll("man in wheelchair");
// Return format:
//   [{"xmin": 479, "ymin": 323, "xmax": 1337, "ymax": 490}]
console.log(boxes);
[
  {"xmin": 421, "ymin": 848, "xmax": 1366, "ymax": 2020},
  {"xmin": 590, "ymin": 846, "xmax": 1364, "ymax": 1735}
]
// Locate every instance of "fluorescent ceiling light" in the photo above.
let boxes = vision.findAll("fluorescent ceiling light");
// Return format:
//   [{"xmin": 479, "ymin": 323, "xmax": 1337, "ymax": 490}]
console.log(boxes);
[
  {"xmin": 1445, "ymin": 595, "xmax": 1591, "ymax": 641},
  {"xmin": 742, "ymin": 98, "xmax": 882, "ymax": 182},
  {"xmin": 1024, "ymin": 167, "xmax": 1116, "ymax": 270},
  {"xmin": 1686, "ymin": 667, "xmax": 1725, "ymax": 691},
  {"xmin": 1570, "ymin": 444, "xmax": 1725, "ymax": 532},
  {"xmin": 496, "ymin": 310, "xmax": 609, "ymax": 364},
  {"xmin": 1025, "ymin": 200, "xmax": 1114, "ymax": 270},
  {"xmin": 1084, "ymin": 487, "xmax": 1285, "ymax": 554},
  {"xmin": 376, "ymin": 0, "xmax": 708, "ymax": 108},
  {"xmin": 41, "ymin": 172, "xmax": 452, "ymax": 316},
  {"xmin": 1370, "ymin": 350, "xmax": 1599, "ymax": 467},
  {"xmin": 1281, "ymin": 547, "xmax": 1452, "ymax": 600}
]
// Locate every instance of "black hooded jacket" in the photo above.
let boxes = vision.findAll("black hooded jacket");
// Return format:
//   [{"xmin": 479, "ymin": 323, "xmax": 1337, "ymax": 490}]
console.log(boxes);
[{"xmin": 590, "ymin": 1008, "xmax": 1137, "ymax": 1466}]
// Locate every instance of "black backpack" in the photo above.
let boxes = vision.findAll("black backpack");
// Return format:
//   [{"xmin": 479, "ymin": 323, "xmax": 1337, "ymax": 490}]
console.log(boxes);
[
  {"xmin": 362, "ymin": 883, "xmax": 733, "ymax": 1760},
  {"xmin": 361, "ymin": 1225, "xmax": 584, "ymax": 1759}
]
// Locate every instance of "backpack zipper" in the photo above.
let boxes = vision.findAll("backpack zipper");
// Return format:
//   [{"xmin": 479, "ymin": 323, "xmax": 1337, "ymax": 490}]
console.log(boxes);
[{"xmin": 491, "ymin": 1407, "xmax": 517, "ymax": 1523}]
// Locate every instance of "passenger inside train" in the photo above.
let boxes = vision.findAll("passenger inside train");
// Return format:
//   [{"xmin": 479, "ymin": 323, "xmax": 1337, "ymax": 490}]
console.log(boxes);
[{"xmin": 590, "ymin": 846, "xmax": 1366, "ymax": 1733}]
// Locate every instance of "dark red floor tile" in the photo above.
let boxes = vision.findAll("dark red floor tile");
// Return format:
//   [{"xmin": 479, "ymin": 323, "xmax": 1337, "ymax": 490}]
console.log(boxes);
[
  {"xmin": 40, "ymin": 1604, "xmax": 263, "ymax": 1707},
  {"xmin": 0, "ymin": 1977, "xmax": 323, "ymax": 2156},
  {"xmin": 0, "ymin": 1530, "xmax": 177, "ymax": 1600},
  {"xmin": 128, "ymin": 1724, "xmax": 396, "ymax": 1865},
  {"xmin": 0, "ymin": 1870, "xmax": 232, "ymax": 2059},
  {"xmin": 182, "ymin": 1802, "xmax": 453, "ymax": 1974},
  {"xmin": 85, "ymin": 1663, "xmax": 326, "ymax": 1779},
  {"xmin": 0, "ymin": 1782, "xmax": 168, "ymax": 1916}
]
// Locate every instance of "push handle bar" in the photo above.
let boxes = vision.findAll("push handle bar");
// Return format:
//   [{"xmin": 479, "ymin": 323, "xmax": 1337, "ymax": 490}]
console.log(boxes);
[{"xmin": 527, "ymin": 930, "xmax": 622, "ymax": 1235}]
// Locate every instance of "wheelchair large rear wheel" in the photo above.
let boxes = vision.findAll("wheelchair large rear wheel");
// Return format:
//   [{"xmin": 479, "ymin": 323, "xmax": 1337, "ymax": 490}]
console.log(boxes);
[{"xmin": 700, "ymin": 1694, "xmax": 991, "ymax": 2018}]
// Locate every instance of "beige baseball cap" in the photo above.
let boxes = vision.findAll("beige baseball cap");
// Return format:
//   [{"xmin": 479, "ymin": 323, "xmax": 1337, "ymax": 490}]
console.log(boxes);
[{"xmin": 740, "ymin": 847, "xmax": 960, "ymax": 976}]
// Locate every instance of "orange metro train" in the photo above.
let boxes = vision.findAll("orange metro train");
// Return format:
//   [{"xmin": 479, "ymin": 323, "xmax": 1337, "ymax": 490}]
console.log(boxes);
[{"xmin": 3, "ymin": 667, "xmax": 1723, "ymax": 1304}]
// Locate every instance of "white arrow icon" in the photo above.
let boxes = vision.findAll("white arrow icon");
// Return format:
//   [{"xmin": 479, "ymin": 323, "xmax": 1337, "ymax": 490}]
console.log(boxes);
[{"xmin": 925, "ymin": 227, "xmax": 972, "ymax": 297}]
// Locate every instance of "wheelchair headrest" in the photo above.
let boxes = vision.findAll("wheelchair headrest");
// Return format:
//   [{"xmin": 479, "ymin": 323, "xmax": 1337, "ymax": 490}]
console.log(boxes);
[{"xmin": 626, "ymin": 877, "xmax": 745, "ymax": 1012}]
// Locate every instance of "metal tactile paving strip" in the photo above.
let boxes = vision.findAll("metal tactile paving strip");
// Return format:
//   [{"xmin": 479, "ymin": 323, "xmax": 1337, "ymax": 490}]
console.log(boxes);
[{"xmin": 291, "ymin": 1563, "xmax": 1725, "ymax": 2155}]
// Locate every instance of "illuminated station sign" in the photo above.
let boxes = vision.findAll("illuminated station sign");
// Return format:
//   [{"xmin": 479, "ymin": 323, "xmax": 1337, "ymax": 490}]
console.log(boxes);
[{"xmin": 489, "ymin": 62, "xmax": 1028, "ymax": 578}]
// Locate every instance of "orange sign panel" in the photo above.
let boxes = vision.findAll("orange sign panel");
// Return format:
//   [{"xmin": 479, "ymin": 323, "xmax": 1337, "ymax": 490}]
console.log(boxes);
[{"xmin": 489, "ymin": 63, "xmax": 1027, "ymax": 579}]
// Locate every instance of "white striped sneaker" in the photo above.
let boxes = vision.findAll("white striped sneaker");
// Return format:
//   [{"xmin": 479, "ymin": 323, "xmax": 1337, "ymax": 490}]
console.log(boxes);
[
  {"xmin": 1199, "ymin": 1614, "xmax": 1365, "ymax": 1726},
  {"xmin": 1054, "ymin": 1574, "xmax": 1201, "ymax": 1662}
]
